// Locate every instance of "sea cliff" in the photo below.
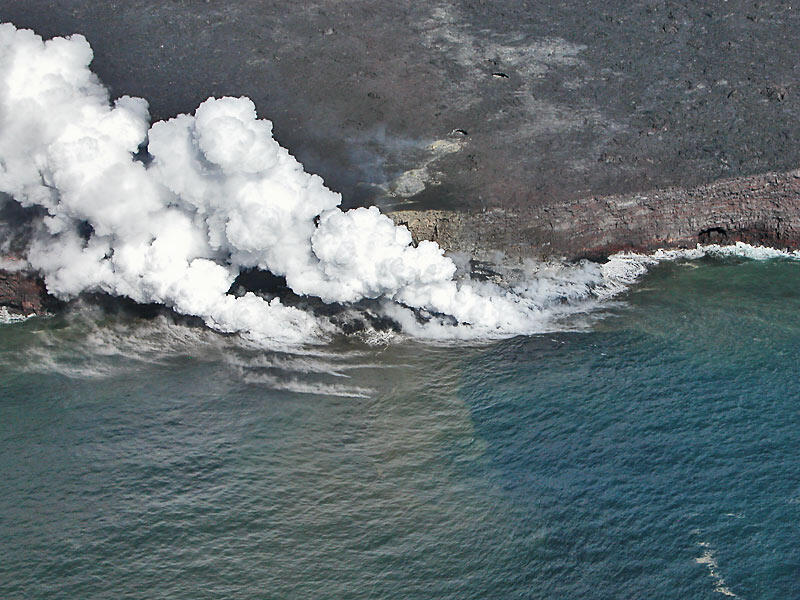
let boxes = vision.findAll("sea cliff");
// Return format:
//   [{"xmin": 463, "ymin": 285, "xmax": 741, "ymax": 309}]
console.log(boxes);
[
  {"xmin": 390, "ymin": 168, "xmax": 800, "ymax": 261},
  {"xmin": 0, "ymin": 270, "xmax": 51, "ymax": 316}
]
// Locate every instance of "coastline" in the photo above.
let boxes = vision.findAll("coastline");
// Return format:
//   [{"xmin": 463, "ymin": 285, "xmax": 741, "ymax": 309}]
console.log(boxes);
[
  {"xmin": 390, "ymin": 168, "xmax": 800, "ymax": 262},
  {"xmin": 4, "ymin": 166, "xmax": 800, "ymax": 319},
  {"xmin": 0, "ymin": 270, "xmax": 51, "ymax": 317}
]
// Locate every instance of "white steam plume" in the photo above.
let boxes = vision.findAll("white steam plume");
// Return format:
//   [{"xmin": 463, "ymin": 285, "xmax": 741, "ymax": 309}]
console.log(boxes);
[{"xmin": 0, "ymin": 23, "xmax": 598, "ymax": 343}]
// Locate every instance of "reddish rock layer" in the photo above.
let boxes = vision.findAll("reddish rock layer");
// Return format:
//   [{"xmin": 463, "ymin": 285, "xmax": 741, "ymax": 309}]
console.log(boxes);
[
  {"xmin": 0, "ymin": 270, "xmax": 50, "ymax": 315},
  {"xmin": 390, "ymin": 169, "xmax": 800, "ymax": 261},
  {"xmin": 2, "ymin": 169, "xmax": 799, "ymax": 316}
]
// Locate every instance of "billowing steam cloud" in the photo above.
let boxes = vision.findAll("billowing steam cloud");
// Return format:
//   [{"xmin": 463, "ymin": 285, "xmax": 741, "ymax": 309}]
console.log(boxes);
[{"xmin": 0, "ymin": 23, "xmax": 588, "ymax": 344}]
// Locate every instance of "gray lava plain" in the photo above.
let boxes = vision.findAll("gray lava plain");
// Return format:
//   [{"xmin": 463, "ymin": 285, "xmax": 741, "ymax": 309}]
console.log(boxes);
[{"xmin": 3, "ymin": 1, "xmax": 800, "ymax": 256}]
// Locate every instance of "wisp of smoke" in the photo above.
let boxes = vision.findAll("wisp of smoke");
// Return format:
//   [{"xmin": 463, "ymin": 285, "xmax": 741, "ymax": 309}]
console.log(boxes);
[{"xmin": 0, "ymin": 23, "xmax": 632, "ymax": 344}]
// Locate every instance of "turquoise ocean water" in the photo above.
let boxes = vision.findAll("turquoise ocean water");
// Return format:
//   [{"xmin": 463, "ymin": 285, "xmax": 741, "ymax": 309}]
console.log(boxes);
[{"xmin": 1, "ymin": 256, "xmax": 799, "ymax": 599}]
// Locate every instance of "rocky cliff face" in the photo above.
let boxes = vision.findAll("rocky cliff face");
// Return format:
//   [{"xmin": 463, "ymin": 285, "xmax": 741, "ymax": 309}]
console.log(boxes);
[
  {"xmin": 2, "ymin": 167, "xmax": 800, "ymax": 316},
  {"xmin": 0, "ymin": 270, "xmax": 51, "ymax": 315},
  {"xmin": 390, "ymin": 169, "xmax": 800, "ymax": 261}
]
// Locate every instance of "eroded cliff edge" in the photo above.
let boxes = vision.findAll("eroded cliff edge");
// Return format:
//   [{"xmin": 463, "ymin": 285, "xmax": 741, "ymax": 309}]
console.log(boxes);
[
  {"xmin": 0, "ymin": 270, "xmax": 51, "ymax": 316},
  {"xmin": 3, "ymin": 167, "xmax": 800, "ymax": 316},
  {"xmin": 390, "ymin": 168, "xmax": 800, "ymax": 262}
]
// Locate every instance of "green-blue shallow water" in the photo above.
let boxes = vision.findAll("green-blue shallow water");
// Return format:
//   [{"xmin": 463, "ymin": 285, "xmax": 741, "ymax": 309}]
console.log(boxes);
[{"xmin": 1, "ymin": 256, "xmax": 799, "ymax": 599}]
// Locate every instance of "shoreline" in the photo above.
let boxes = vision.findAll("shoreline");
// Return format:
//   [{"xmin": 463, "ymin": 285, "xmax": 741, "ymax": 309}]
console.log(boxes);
[
  {"xmin": 3, "ymin": 167, "xmax": 800, "ymax": 319},
  {"xmin": 390, "ymin": 168, "xmax": 800, "ymax": 262}
]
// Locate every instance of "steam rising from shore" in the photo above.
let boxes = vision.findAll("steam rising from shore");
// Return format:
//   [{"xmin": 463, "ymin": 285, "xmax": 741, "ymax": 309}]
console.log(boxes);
[
  {"xmin": 4, "ymin": 23, "xmax": 753, "ymax": 344},
  {"xmin": 0, "ymin": 23, "xmax": 567, "ymax": 343}
]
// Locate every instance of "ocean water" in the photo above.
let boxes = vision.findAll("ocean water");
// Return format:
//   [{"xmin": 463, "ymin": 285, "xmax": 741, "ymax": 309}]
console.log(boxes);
[{"xmin": 1, "ymin": 255, "xmax": 799, "ymax": 599}]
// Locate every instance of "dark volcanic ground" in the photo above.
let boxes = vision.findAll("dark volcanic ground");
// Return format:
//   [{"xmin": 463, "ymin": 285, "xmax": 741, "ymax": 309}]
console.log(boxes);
[{"xmin": 3, "ymin": 1, "xmax": 799, "ymax": 215}]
